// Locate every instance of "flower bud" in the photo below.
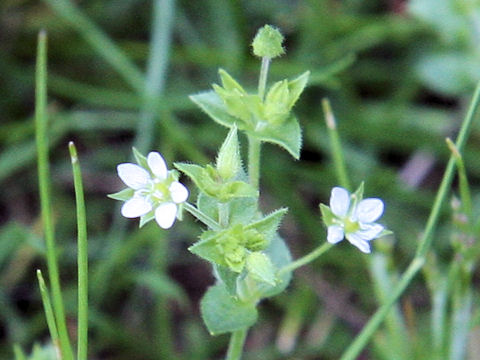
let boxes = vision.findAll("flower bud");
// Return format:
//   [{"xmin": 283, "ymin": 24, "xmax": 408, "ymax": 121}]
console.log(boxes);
[
  {"xmin": 216, "ymin": 126, "xmax": 241, "ymax": 180},
  {"xmin": 252, "ymin": 25, "xmax": 285, "ymax": 59}
]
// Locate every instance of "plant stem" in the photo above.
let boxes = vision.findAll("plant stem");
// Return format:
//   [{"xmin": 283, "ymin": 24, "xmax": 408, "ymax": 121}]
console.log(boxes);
[
  {"xmin": 184, "ymin": 203, "xmax": 221, "ymax": 231},
  {"xmin": 258, "ymin": 57, "xmax": 270, "ymax": 100},
  {"xmin": 322, "ymin": 99, "xmax": 351, "ymax": 190},
  {"xmin": 248, "ymin": 136, "xmax": 261, "ymax": 189},
  {"xmin": 68, "ymin": 142, "xmax": 88, "ymax": 360},
  {"xmin": 278, "ymin": 243, "xmax": 333, "ymax": 276},
  {"xmin": 340, "ymin": 81, "xmax": 480, "ymax": 360},
  {"xmin": 226, "ymin": 328, "xmax": 248, "ymax": 360},
  {"xmin": 35, "ymin": 30, "xmax": 73, "ymax": 360}
]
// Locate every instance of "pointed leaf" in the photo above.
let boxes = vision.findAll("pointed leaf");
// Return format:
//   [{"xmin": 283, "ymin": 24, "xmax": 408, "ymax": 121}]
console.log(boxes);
[
  {"xmin": 201, "ymin": 283, "xmax": 258, "ymax": 335},
  {"xmin": 188, "ymin": 231, "xmax": 225, "ymax": 266},
  {"xmin": 190, "ymin": 91, "xmax": 240, "ymax": 129},
  {"xmin": 246, "ymin": 208, "xmax": 288, "ymax": 242},
  {"xmin": 253, "ymin": 115, "xmax": 302, "ymax": 159}
]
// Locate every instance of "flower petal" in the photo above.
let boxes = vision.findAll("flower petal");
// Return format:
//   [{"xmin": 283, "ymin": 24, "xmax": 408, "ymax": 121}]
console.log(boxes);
[
  {"xmin": 355, "ymin": 198, "xmax": 384, "ymax": 223},
  {"xmin": 346, "ymin": 233, "xmax": 371, "ymax": 253},
  {"xmin": 357, "ymin": 223, "xmax": 384, "ymax": 241},
  {"xmin": 155, "ymin": 202, "xmax": 178, "ymax": 229},
  {"xmin": 169, "ymin": 182, "xmax": 189, "ymax": 203},
  {"xmin": 147, "ymin": 152, "xmax": 168, "ymax": 180},
  {"xmin": 327, "ymin": 225, "xmax": 345, "ymax": 244},
  {"xmin": 330, "ymin": 187, "xmax": 350, "ymax": 217},
  {"xmin": 117, "ymin": 163, "xmax": 150, "ymax": 189},
  {"xmin": 121, "ymin": 196, "xmax": 152, "ymax": 218}
]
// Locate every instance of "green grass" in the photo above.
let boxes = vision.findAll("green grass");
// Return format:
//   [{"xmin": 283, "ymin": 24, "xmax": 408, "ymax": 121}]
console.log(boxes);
[{"xmin": 2, "ymin": 1, "xmax": 480, "ymax": 359}]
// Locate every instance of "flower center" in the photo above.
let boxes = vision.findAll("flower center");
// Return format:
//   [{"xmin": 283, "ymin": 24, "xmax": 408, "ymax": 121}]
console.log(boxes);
[{"xmin": 344, "ymin": 218, "xmax": 360, "ymax": 234}]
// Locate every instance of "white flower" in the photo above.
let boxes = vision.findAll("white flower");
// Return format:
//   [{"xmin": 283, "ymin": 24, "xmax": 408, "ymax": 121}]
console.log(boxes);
[
  {"xmin": 116, "ymin": 151, "xmax": 189, "ymax": 229},
  {"xmin": 326, "ymin": 186, "xmax": 384, "ymax": 253}
]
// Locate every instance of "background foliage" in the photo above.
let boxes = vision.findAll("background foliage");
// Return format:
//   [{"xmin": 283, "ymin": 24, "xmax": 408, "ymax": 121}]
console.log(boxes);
[{"xmin": 1, "ymin": 0, "xmax": 480, "ymax": 359}]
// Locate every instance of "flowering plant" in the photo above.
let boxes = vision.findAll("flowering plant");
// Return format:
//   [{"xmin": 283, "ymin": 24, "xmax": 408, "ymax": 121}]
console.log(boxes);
[{"xmin": 108, "ymin": 25, "xmax": 390, "ymax": 358}]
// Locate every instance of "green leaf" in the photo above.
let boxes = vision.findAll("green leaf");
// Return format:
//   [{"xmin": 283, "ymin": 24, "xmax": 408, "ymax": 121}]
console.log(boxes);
[
  {"xmin": 132, "ymin": 147, "xmax": 149, "ymax": 169},
  {"xmin": 107, "ymin": 188, "xmax": 134, "ymax": 201},
  {"xmin": 200, "ymin": 283, "xmax": 258, "ymax": 335},
  {"xmin": 188, "ymin": 231, "xmax": 225, "ymax": 266},
  {"xmin": 246, "ymin": 208, "xmax": 288, "ymax": 243},
  {"xmin": 257, "ymin": 235, "xmax": 292, "ymax": 298},
  {"xmin": 190, "ymin": 91, "xmax": 240, "ymax": 129},
  {"xmin": 228, "ymin": 197, "xmax": 258, "ymax": 225},
  {"xmin": 197, "ymin": 193, "xmax": 219, "ymax": 221},
  {"xmin": 246, "ymin": 252, "xmax": 276, "ymax": 286},
  {"xmin": 175, "ymin": 162, "xmax": 217, "ymax": 197},
  {"xmin": 320, "ymin": 203, "xmax": 335, "ymax": 227},
  {"xmin": 252, "ymin": 114, "xmax": 302, "ymax": 159}
]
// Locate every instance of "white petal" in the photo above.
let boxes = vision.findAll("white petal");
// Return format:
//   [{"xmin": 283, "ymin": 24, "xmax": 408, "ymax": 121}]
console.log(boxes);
[
  {"xmin": 147, "ymin": 152, "xmax": 168, "ymax": 180},
  {"xmin": 117, "ymin": 163, "xmax": 150, "ymax": 189},
  {"xmin": 155, "ymin": 202, "xmax": 178, "ymax": 229},
  {"xmin": 327, "ymin": 225, "xmax": 344, "ymax": 244},
  {"xmin": 357, "ymin": 223, "xmax": 384, "ymax": 241},
  {"xmin": 121, "ymin": 196, "xmax": 152, "ymax": 218},
  {"xmin": 330, "ymin": 187, "xmax": 350, "ymax": 217},
  {"xmin": 169, "ymin": 182, "xmax": 189, "ymax": 203},
  {"xmin": 346, "ymin": 233, "xmax": 371, "ymax": 253},
  {"xmin": 355, "ymin": 198, "xmax": 384, "ymax": 223}
]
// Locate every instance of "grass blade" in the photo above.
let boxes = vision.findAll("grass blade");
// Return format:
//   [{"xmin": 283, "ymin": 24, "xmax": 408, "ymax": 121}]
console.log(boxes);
[
  {"xmin": 35, "ymin": 30, "xmax": 73, "ymax": 360},
  {"xmin": 68, "ymin": 142, "xmax": 88, "ymax": 360}
]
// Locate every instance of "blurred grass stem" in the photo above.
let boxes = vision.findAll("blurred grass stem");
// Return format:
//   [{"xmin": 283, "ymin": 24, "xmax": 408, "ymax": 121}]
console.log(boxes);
[
  {"xmin": 340, "ymin": 81, "xmax": 480, "ymax": 360},
  {"xmin": 69, "ymin": 142, "xmax": 88, "ymax": 360},
  {"xmin": 35, "ymin": 30, "xmax": 73, "ymax": 360},
  {"xmin": 322, "ymin": 99, "xmax": 351, "ymax": 190}
]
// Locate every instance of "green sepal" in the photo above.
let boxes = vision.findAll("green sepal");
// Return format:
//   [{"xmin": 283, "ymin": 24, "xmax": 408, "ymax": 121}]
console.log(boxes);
[
  {"xmin": 200, "ymin": 282, "xmax": 258, "ymax": 335},
  {"xmin": 107, "ymin": 188, "xmax": 134, "ymax": 201},
  {"xmin": 246, "ymin": 252, "xmax": 276, "ymax": 286},
  {"xmin": 175, "ymin": 162, "xmax": 215, "ymax": 195},
  {"xmin": 216, "ymin": 125, "xmax": 241, "ymax": 180},
  {"xmin": 246, "ymin": 208, "xmax": 288, "ymax": 244},
  {"xmin": 132, "ymin": 147, "xmax": 149, "ymax": 169},
  {"xmin": 287, "ymin": 71, "xmax": 310, "ymax": 109},
  {"xmin": 214, "ymin": 264, "xmax": 239, "ymax": 296},
  {"xmin": 221, "ymin": 181, "xmax": 258, "ymax": 201},
  {"xmin": 256, "ymin": 235, "xmax": 292, "ymax": 299},
  {"xmin": 320, "ymin": 203, "xmax": 335, "ymax": 227},
  {"xmin": 350, "ymin": 182, "xmax": 365, "ymax": 211},
  {"xmin": 250, "ymin": 114, "xmax": 302, "ymax": 159},
  {"xmin": 378, "ymin": 229, "xmax": 393, "ymax": 238},
  {"xmin": 189, "ymin": 229, "xmax": 246, "ymax": 273},
  {"xmin": 218, "ymin": 69, "xmax": 246, "ymax": 93},
  {"xmin": 139, "ymin": 210, "xmax": 155, "ymax": 228}
]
